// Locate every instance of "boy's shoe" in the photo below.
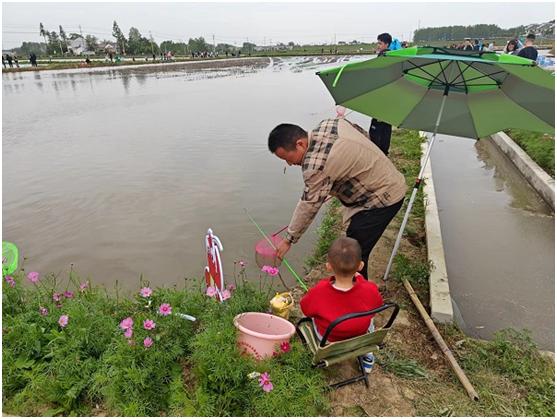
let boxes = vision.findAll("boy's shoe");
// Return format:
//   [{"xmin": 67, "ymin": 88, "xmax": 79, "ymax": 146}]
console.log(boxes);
[{"xmin": 362, "ymin": 352, "xmax": 375, "ymax": 374}]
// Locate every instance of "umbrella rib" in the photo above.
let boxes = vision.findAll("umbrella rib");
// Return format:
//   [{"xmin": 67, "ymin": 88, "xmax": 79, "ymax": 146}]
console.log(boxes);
[
  {"xmin": 438, "ymin": 60, "xmax": 450, "ymax": 85},
  {"xmin": 458, "ymin": 69, "xmax": 506, "ymax": 85},
  {"xmin": 455, "ymin": 61, "xmax": 469, "ymax": 93},
  {"xmin": 448, "ymin": 61, "xmax": 474, "ymax": 85},
  {"xmin": 406, "ymin": 60, "xmax": 447, "ymax": 87}
]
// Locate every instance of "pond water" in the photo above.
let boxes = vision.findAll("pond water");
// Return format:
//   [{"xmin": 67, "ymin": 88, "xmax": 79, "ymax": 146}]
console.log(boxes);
[{"xmin": 3, "ymin": 56, "xmax": 371, "ymax": 291}]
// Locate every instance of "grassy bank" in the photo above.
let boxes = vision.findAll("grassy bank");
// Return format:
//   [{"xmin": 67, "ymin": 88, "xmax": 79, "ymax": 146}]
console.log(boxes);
[
  {"xmin": 506, "ymin": 129, "xmax": 555, "ymax": 177},
  {"xmin": 302, "ymin": 128, "xmax": 554, "ymax": 416}
]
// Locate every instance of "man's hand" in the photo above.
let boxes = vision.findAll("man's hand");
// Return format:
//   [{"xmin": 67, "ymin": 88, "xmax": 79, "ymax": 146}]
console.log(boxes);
[{"xmin": 276, "ymin": 238, "xmax": 292, "ymax": 260}]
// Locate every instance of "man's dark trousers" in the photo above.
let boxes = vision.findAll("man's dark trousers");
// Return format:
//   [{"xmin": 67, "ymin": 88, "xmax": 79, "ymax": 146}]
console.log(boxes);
[
  {"xmin": 346, "ymin": 198, "xmax": 404, "ymax": 279},
  {"xmin": 369, "ymin": 118, "xmax": 392, "ymax": 156}
]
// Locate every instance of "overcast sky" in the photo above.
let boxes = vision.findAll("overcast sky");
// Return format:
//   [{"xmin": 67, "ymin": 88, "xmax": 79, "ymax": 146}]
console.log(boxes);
[{"xmin": 2, "ymin": 1, "xmax": 555, "ymax": 49}]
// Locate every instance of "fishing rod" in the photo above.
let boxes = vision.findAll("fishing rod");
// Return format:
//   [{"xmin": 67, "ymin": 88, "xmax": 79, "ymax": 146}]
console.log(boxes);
[{"xmin": 244, "ymin": 208, "xmax": 308, "ymax": 292}]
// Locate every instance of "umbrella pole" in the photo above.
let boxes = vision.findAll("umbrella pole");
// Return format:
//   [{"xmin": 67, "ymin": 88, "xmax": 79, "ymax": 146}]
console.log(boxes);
[{"xmin": 383, "ymin": 92, "xmax": 449, "ymax": 281}]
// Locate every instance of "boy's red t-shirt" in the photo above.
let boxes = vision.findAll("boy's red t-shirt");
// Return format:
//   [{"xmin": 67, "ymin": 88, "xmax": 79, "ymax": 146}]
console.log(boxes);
[{"xmin": 300, "ymin": 273, "xmax": 384, "ymax": 342}]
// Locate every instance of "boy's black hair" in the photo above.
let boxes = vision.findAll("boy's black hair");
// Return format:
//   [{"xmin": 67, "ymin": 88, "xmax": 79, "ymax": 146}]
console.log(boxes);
[
  {"xmin": 268, "ymin": 124, "xmax": 308, "ymax": 153},
  {"xmin": 327, "ymin": 237, "xmax": 362, "ymax": 276},
  {"xmin": 377, "ymin": 33, "xmax": 392, "ymax": 46},
  {"xmin": 526, "ymin": 33, "xmax": 536, "ymax": 41}
]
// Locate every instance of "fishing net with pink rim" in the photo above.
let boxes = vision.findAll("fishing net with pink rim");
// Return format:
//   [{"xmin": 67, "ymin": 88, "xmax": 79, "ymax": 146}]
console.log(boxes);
[{"xmin": 254, "ymin": 226, "xmax": 287, "ymax": 269}]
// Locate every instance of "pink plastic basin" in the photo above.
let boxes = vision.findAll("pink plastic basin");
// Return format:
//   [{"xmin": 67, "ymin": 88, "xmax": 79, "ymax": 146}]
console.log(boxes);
[{"xmin": 233, "ymin": 312, "xmax": 296, "ymax": 360}]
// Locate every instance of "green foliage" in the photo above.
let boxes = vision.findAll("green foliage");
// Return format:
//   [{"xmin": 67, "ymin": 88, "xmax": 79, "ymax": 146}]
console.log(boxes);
[
  {"xmin": 189, "ymin": 284, "xmax": 328, "ymax": 416},
  {"xmin": 305, "ymin": 198, "xmax": 342, "ymax": 270},
  {"xmin": 2, "ymin": 273, "xmax": 328, "ymax": 416},
  {"xmin": 506, "ymin": 129, "xmax": 555, "ymax": 177}
]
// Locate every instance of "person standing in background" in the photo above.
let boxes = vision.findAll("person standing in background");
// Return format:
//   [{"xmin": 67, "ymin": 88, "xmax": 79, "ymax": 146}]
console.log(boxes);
[
  {"xmin": 517, "ymin": 34, "xmax": 538, "ymax": 61},
  {"xmin": 369, "ymin": 33, "xmax": 394, "ymax": 155}
]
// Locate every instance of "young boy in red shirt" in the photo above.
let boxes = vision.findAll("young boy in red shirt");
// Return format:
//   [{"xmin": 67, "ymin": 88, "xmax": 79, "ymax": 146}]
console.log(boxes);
[{"xmin": 300, "ymin": 237, "xmax": 384, "ymax": 342}]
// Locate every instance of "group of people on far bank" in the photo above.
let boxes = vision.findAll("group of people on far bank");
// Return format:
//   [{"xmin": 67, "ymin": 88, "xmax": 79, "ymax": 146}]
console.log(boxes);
[
  {"xmin": 2, "ymin": 52, "xmax": 39, "ymax": 69},
  {"xmin": 502, "ymin": 33, "xmax": 539, "ymax": 60}
]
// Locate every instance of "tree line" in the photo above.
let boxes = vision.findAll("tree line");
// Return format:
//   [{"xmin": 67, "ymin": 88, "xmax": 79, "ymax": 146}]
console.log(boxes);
[
  {"xmin": 413, "ymin": 23, "xmax": 546, "ymax": 42},
  {"xmin": 13, "ymin": 21, "xmax": 252, "ymax": 57}
]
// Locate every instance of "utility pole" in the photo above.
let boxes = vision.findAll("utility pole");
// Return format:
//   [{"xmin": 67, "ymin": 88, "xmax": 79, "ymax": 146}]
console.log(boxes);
[
  {"xmin": 79, "ymin": 25, "xmax": 83, "ymax": 38},
  {"xmin": 212, "ymin": 34, "xmax": 215, "ymax": 51},
  {"xmin": 149, "ymin": 31, "xmax": 154, "ymax": 55}
]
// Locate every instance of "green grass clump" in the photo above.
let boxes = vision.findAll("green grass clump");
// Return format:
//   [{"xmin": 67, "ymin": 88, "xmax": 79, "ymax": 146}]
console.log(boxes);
[
  {"xmin": 506, "ymin": 129, "xmax": 555, "ymax": 177},
  {"xmin": 377, "ymin": 350, "xmax": 429, "ymax": 379},
  {"xmin": 391, "ymin": 254, "xmax": 432, "ymax": 289},
  {"xmin": 460, "ymin": 329, "xmax": 555, "ymax": 416}
]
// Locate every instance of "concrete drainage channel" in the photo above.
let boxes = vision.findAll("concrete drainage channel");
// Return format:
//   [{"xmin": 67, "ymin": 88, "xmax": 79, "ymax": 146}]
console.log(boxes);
[{"xmin": 421, "ymin": 133, "xmax": 555, "ymax": 350}]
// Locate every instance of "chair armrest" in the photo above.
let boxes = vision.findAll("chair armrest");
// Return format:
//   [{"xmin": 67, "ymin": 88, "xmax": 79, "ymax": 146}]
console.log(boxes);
[{"xmin": 320, "ymin": 302, "xmax": 399, "ymax": 347}]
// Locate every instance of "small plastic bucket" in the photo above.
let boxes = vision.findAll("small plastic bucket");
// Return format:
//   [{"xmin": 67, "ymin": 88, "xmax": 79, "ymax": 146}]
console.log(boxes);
[{"xmin": 233, "ymin": 312, "xmax": 296, "ymax": 360}]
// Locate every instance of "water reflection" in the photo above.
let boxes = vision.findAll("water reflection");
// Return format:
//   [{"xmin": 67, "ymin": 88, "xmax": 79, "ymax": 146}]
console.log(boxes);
[{"xmin": 475, "ymin": 138, "xmax": 552, "ymax": 213}]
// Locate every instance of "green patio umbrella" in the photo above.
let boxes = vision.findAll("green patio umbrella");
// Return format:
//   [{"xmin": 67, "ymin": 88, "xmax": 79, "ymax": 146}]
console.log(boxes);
[{"xmin": 317, "ymin": 46, "xmax": 555, "ymax": 280}]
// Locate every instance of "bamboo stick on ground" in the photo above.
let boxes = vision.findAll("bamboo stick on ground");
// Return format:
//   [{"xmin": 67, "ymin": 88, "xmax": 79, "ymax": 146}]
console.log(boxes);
[{"xmin": 402, "ymin": 278, "xmax": 480, "ymax": 401}]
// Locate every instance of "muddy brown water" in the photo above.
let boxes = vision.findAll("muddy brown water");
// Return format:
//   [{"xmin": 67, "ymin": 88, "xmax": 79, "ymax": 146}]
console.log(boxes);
[
  {"xmin": 2, "ymin": 56, "xmax": 366, "ymax": 292},
  {"xmin": 429, "ymin": 134, "xmax": 554, "ymax": 350}
]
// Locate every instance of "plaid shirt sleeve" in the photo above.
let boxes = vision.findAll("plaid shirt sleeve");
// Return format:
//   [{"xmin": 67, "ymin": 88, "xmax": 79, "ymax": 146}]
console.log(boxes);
[{"xmin": 286, "ymin": 168, "xmax": 333, "ymax": 244}]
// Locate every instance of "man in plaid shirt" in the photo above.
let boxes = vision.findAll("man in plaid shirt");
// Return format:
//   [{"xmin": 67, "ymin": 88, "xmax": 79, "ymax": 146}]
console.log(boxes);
[{"xmin": 268, "ymin": 118, "xmax": 407, "ymax": 279}]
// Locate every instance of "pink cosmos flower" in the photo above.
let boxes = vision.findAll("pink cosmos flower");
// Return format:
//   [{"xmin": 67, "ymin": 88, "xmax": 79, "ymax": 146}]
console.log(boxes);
[
  {"xmin": 58, "ymin": 315, "xmax": 69, "ymax": 328},
  {"xmin": 143, "ymin": 319, "xmax": 156, "ymax": 330},
  {"xmin": 64, "ymin": 291, "xmax": 74, "ymax": 299},
  {"xmin": 143, "ymin": 337, "xmax": 153, "ymax": 348},
  {"xmin": 79, "ymin": 282, "xmax": 89, "ymax": 292},
  {"xmin": 39, "ymin": 307, "xmax": 48, "ymax": 316},
  {"xmin": 259, "ymin": 372, "xmax": 273, "ymax": 392},
  {"xmin": 27, "ymin": 271, "xmax": 40, "ymax": 283},
  {"xmin": 124, "ymin": 328, "xmax": 133, "ymax": 338},
  {"xmin": 261, "ymin": 265, "xmax": 279, "ymax": 276},
  {"xmin": 227, "ymin": 283, "xmax": 236, "ymax": 291},
  {"xmin": 139, "ymin": 287, "xmax": 153, "ymax": 298},
  {"xmin": 221, "ymin": 289, "xmax": 231, "ymax": 301},
  {"xmin": 119, "ymin": 317, "xmax": 134, "ymax": 330},
  {"xmin": 206, "ymin": 286, "xmax": 217, "ymax": 297},
  {"xmin": 56, "ymin": 303, "xmax": 63, "ymax": 309},
  {"xmin": 239, "ymin": 260, "xmax": 246, "ymax": 267},
  {"xmin": 280, "ymin": 341, "xmax": 291, "ymax": 353},
  {"xmin": 5, "ymin": 276, "xmax": 15, "ymax": 287},
  {"xmin": 158, "ymin": 303, "xmax": 172, "ymax": 316},
  {"xmin": 268, "ymin": 267, "xmax": 279, "ymax": 276},
  {"xmin": 52, "ymin": 293, "xmax": 62, "ymax": 302}
]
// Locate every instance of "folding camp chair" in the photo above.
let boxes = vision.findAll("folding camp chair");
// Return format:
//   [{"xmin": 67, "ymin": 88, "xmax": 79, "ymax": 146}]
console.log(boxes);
[{"xmin": 296, "ymin": 302, "xmax": 399, "ymax": 389}]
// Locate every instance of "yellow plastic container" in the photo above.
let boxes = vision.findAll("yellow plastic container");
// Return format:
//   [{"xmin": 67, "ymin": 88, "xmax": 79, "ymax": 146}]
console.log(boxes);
[{"xmin": 269, "ymin": 292, "xmax": 294, "ymax": 320}]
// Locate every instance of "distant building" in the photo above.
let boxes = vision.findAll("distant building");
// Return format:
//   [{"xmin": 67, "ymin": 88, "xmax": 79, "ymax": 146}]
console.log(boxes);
[
  {"xmin": 102, "ymin": 42, "xmax": 117, "ymax": 53},
  {"xmin": 68, "ymin": 37, "xmax": 91, "ymax": 55}
]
